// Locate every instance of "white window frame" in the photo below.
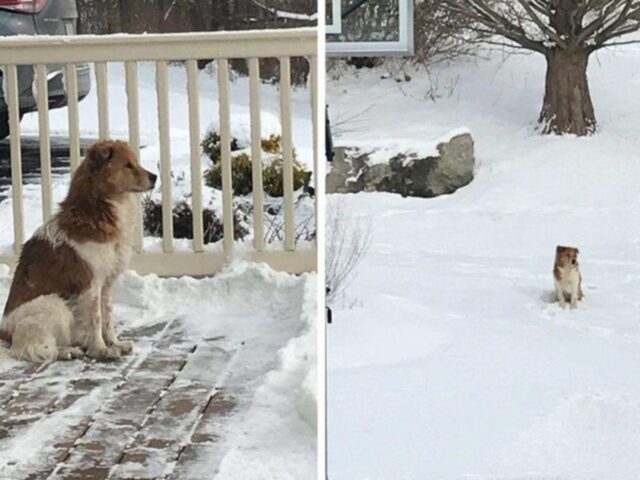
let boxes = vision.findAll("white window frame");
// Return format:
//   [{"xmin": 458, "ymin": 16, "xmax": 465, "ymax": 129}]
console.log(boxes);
[
  {"xmin": 326, "ymin": 0, "xmax": 342, "ymax": 35},
  {"xmin": 326, "ymin": 0, "xmax": 414, "ymax": 57}
]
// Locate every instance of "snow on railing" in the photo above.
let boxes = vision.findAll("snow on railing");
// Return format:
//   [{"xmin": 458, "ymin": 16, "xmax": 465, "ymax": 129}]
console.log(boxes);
[{"xmin": 0, "ymin": 28, "xmax": 318, "ymax": 276}]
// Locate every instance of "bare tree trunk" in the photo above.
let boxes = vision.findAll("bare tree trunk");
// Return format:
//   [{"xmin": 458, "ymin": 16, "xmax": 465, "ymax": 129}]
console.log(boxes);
[
  {"xmin": 539, "ymin": 47, "xmax": 595, "ymax": 136},
  {"xmin": 76, "ymin": 0, "xmax": 108, "ymax": 34}
]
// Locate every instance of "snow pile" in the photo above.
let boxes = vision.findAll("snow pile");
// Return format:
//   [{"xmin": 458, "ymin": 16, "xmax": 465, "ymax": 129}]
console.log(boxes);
[
  {"xmin": 328, "ymin": 47, "xmax": 640, "ymax": 479},
  {"xmin": 0, "ymin": 261, "xmax": 317, "ymax": 479},
  {"xmin": 214, "ymin": 272, "xmax": 317, "ymax": 480}
]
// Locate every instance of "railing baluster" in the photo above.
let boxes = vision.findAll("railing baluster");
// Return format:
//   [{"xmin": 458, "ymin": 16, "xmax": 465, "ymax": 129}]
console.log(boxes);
[
  {"xmin": 0, "ymin": 31, "xmax": 317, "ymax": 276},
  {"xmin": 156, "ymin": 60, "xmax": 173, "ymax": 253},
  {"xmin": 279, "ymin": 57, "xmax": 295, "ymax": 251},
  {"xmin": 187, "ymin": 60, "xmax": 204, "ymax": 253},
  {"xmin": 248, "ymin": 58, "xmax": 264, "ymax": 252},
  {"xmin": 35, "ymin": 64, "xmax": 53, "ymax": 221},
  {"xmin": 310, "ymin": 55, "xmax": 318, "ymax": 235},
  {"xmin": 95, "ymin": 61, "xmax": 109, "ymax": 140},
  {"xmin": 217, "ymin": 59, "xmax": 234, "ymax": 254},
  {"xmin": 126, "ymin": 61, "xmax": 144, "ymax": 253},
  {"xmin": 64, "ymin": 63, "xmax": 81, "ymax": 173},
  {"xmin": 6, "ymin": 65, "xmax": 24, "ymax": 252}
]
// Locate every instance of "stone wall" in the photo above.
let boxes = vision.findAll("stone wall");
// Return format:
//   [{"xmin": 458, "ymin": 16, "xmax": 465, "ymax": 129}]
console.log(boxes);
[{"xmin": 326, "ymin": 132, "xmax": 475, "ymax": 198}]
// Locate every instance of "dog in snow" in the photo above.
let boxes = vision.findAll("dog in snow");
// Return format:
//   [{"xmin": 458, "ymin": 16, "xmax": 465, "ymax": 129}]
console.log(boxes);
[
  {"xmin": 0, "ymin": 140, "xmax": 156, "ymax": 363},
  {"xmin": 553, "ymin": 245, "xmax": 584, "ymax": 309}
]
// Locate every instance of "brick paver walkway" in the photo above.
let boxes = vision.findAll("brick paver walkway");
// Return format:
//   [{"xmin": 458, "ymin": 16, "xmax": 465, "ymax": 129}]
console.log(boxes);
[{"xmin": 0, "ymin": 319, "xmax": 251, "ymax": 480}]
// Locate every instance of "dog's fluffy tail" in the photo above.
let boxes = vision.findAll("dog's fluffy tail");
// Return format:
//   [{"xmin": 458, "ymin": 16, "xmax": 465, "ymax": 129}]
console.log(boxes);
[{"xmin": 3, "ymin": 295, "xmax": 73, "ymax": 363}]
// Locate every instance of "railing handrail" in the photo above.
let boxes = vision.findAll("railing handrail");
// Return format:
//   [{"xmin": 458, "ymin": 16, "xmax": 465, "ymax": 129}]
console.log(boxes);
[{"xmin": 0, "ymin": 27, "xmax": 317, "ymax": 64}]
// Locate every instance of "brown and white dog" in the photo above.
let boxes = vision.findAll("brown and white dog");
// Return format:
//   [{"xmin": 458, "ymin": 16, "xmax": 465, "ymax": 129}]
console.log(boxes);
[
  {"xmin": 0, "ymin": 140, "xmax": 156, "ymax": 363},
  {"xmin": 553, "ymin": 245, "xmax": 584, "ymax": 309}
]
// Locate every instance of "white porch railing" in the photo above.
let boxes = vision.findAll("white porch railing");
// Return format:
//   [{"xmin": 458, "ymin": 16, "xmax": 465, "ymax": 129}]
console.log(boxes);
[{"xmin": 0, "ymin": 28, "xmax": 318, "ymax": 277}]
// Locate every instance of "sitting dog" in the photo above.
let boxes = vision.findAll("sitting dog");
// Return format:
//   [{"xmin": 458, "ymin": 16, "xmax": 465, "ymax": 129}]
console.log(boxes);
[
  {"xmin": 0, "ymin": 140, "xmax": 156, "ymax": 362},
  {"xmin": 553, "ymin": 245, "xmax": 584, "ymax": 309}
]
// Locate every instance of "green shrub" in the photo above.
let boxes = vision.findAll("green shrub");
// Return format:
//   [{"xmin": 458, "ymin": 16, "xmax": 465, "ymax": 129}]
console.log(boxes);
[
  {"xmin": 261, "ymin": 134, "xmax": 282, "ymax": 154},
  {"xmin": 263, "ymin": 157, "xmax": 306, "ymax": 197},
  {"xmin": 204, "ymin": 153, "xmax": 254, "ymax": 196},
  {"xmin": 202, "ymin": 128, "xmax": 307, "ymax": 197},
  {"xmin": 204, "ymin": 152, "xmax": 307, "ymax": 198}
]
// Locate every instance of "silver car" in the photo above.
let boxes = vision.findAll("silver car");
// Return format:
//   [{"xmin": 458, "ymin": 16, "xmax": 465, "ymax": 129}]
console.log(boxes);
[{"xmin": 0, "ymin": 0, "xmax": 91, "ymax": 139}]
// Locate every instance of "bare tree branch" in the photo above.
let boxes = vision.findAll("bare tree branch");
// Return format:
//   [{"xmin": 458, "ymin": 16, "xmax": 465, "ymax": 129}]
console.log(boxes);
[
  {"xmin": 516, "ymin": 0, "xmax": 567, "ymax": 47},
  {"xmin": 442, "ymin": 0, "xmax": 640, "ymax": 53},
  {"xmin": 441, "ymin": 0, "xmax": 547, "ymax": 52}
]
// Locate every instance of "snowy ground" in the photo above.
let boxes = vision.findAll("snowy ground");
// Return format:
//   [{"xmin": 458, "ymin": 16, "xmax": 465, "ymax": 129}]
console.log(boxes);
[
  {"xmin": 328, "ymin": 46, "xmax": 640, "ymax": 479},
  {"xmin": 0, "ymin": 261, "xmax": 316, "ymax": 479}
]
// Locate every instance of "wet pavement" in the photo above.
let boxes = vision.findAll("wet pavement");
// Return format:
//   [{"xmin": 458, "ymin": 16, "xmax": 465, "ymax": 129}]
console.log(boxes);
[{"xmin": 0, "ymin": 136, "xmax": 96, "ymax": 202}]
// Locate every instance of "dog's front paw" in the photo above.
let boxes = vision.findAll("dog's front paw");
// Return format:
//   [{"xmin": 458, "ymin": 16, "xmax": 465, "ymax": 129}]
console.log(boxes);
[
  {"xmin": 87, "ymin": 346, "xmax": 121, "ymax": 361},
  {"xmin": 106, "ymin": 337, "xmax": 134, "ymax": 356},
  {"xmin": 114, "ymin": 340, "xmax": 134, "ymax": 356},
  {"xmin": 58, "ymin": 347, "xmax": 84, "ymax": 361}
]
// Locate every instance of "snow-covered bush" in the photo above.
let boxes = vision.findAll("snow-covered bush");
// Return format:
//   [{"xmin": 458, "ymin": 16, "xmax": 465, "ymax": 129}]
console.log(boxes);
[
  {"xmin": 203, "ymin": 132, "xmax": 307, "ymax": 197},
  {"xmin": 142, "ymin": 198, "xmax": 250, "ymax": 245},
  {"xmin": 204, "ymin": 153, "xmax": 255, "ymax": 196},
  {"xmin": 261, "ymin": 134, "xmax": 283, "ymax": 154},
  {"xmin": 201, "ymin": 130, "xmax": 241, "ymax": 165},
  {"xmin": 262, "ymin": 157, "xmax": 307, "ymax": 197}
]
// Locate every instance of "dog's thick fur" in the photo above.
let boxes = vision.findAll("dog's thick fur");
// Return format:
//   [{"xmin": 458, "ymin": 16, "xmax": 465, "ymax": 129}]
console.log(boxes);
[
  {"xmin": 0, "ymin": 140, "xmax": 156, "ymax": 363},
  {"xmin": 554, "ymin": 245, "xmax": 584, "ymax": 309}
]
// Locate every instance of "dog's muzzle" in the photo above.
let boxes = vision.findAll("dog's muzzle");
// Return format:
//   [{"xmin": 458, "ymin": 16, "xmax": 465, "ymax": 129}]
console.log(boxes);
[{"xmin": 147, "ymin": 172, "xmax": 158, "ymax": 189}]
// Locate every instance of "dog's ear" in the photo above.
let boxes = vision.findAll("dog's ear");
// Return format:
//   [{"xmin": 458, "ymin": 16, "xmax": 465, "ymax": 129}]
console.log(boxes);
[
  {"xmin": 87, "ymin": 142, "xmax": 114, "ymax": 170},
  {"xmin": 556, "ymin": 245, "xmax": 564, "ymax": 253},
  {"xmin": 575, "ymin": 248, "xmax": 580, "ymax": 254}
]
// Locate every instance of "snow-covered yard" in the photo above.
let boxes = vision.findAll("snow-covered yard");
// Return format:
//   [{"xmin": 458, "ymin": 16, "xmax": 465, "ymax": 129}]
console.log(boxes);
[
  {"xmin": 0, "ymin": 62, "xmax": 317, "ymax": 479},
  {"xmin": 328, "ymin": 47, "xmax": 640, "ymax": 479}
]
